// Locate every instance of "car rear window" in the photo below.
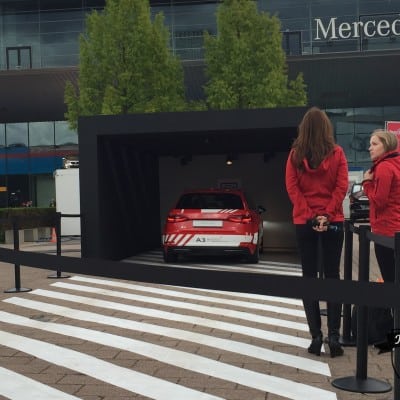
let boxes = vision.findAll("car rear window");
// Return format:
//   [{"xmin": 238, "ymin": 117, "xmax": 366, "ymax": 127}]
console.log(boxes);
[{"xmin": 176, "ymin": 193, "xmax": 244, "ymax": 210}]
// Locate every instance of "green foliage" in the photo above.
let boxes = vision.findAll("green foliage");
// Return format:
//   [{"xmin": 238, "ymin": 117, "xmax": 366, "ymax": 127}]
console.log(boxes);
[
  {"xmin": 65, "ymin": 0, "xmax": 186, "ymax": 128},
  {"xmin": 204, "ymin": 0, "xmax": 307, "ymax": 110}
]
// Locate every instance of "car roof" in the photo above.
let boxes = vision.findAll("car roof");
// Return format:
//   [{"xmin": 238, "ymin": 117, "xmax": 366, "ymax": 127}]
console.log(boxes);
[{"xmin": 181, "ymin": 188, "xmax": 244, "ymax": 195}]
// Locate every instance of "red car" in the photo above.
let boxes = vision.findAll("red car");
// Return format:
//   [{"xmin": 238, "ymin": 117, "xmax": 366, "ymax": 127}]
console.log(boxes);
[{"xmin": 162, "ymin": 189, "xmax": 265, "ymax": 263}]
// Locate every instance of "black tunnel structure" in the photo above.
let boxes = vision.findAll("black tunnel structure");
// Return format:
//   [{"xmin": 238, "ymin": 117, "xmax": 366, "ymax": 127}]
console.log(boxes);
[{"xmin": 78, "ymin": 106, "xmax": 307, "ymax": 260}]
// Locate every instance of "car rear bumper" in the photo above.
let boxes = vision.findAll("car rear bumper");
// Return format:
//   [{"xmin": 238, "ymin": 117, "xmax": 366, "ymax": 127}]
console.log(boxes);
[{"xmin": 166, "ymin": 246, "xmax": 253, "ymax": 257}]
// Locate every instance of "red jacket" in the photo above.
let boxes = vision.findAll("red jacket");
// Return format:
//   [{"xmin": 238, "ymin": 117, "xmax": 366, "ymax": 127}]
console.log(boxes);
[
  {"xmin": 363, "ymin": 151, "xmax": 400, "ymax": 237},
  {"xmin": 285, "ymin": 145, "xmax": 348, "ymax": 224}
]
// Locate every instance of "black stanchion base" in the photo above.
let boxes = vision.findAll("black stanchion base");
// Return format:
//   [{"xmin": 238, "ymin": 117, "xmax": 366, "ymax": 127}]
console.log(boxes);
[
  {"xmin": 340, "ymin": 336, "xmax": 356, "ymax": 347},
  {"xmin": 4, "ymin": 287, "xmax": 32, "ymax": 293},
  {"xmin": 332, "ymin": 376, "xmax": 392, "ymax": 393},
  {"xmin": 48, "ymin": 273, "xmax": 70, "ymax": 279}
]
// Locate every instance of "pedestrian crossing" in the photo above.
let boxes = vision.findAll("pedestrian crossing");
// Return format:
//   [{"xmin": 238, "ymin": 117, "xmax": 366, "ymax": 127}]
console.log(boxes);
[
  {"xmin": 0, "ymin": 254, "xmax": 340, "ymax": 400},
  {"xmin": 124, "ymin": 249, "xmax": 303, "ymax": 275}
]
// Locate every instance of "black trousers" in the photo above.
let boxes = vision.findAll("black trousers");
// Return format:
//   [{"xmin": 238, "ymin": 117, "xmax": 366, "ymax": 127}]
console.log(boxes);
[
  {"xmin": 295, "ymin": 223, "xmax": 344, "ymax": 338},
  {"xmin": 374, "ymin": 242, "xmax": 395, "ymax": 283}
]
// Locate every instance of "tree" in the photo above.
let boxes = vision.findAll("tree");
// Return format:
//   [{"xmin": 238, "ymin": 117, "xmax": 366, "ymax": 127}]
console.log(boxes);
[
  {"xmin": 65, "ymin": 0, "xmax": 186, "ymax": 129},
  {"xmin": 203, "ymin": 0, "xmax": 307, "ymax": 110}
]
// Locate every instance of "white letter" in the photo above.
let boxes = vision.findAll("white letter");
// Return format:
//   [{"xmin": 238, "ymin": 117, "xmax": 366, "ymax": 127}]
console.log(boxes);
[
  {"xmin": 315, "ymin": 17, "xmax": 337, "ymax": 40},
  {"xmin": 338, "ymin": 22, "xmax": 352, "ymax": 39},
  {"xmin": 377, "ymin": 19, "xmax": 390, "ymax": 36},
  {"xmin": 392, "ymin": 19, "xmax": 400, "ymax": 36},
  {"xmin": 352, "ymin": 21, "xmax": 364, "ymax": 38},
  {"xmin": 395, "ymin": 334, "xmax": 400, "ymax": 345},
  {"xmin": 364, "ymin": 20, "xmax": 377, "ymax": 37}
]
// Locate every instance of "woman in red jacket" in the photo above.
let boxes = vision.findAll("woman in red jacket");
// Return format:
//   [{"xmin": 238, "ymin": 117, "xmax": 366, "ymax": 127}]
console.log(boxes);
[
  {"xmin": 285, "ymin": 107, "xmax": 348, "ymax": 358},
  {"xmin": 363, "ymin": 129, "xmax": 400, "ymax": 283}
]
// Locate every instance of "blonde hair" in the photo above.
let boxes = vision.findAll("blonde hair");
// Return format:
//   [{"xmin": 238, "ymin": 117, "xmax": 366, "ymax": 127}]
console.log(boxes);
[{"xmin": 371, "ymin": 129, "xmax": 398, "ymax": 153}]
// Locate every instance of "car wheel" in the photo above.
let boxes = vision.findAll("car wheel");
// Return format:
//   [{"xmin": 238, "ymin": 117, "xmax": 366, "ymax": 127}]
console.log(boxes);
[
  {"xmin": 247, "ymin": 244, "xmax": 260, "ymax": 264},
  {"xmin": 259, "ymin": 236, "xmax": 264, "ymax": 254},
  {"xmin": 163, "ymin": 249, "xmax": 177, "ymax": 263}
]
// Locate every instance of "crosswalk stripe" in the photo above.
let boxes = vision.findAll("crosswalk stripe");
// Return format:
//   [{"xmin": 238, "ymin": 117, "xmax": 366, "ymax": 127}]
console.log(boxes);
[
  {"xmin": 30, "ymin": 288, "xmax": 311, "ymax": 347},
  {"xmin": 0, "ymin": 329, "xmax": 223, "ymax": 400},
  {"xmin": 4, "ymin": 296, "xmax": 330, "ymax": 375},
  {"xmin": 124, "ymin": 257, "xmax": 302, "ymax": 276},
  {"xmin": 167, "ymin": 285, "xmax": 303, "ymax": 305},
  {"xmin": 0, "ymin": 366, "xmax": 80, "ymax": 400},
  {"xmin": 69, "ymin": 275, "xmax": 306, "ymax": 317},
  {"xmin": 142, "ymin": 250, "xmax": 302, "ymax": 269},
  {"xmin": 50, "ymin": 281, "xmax": 309, "ymax": 329},
  {"xmin": 0, "ymin": 312, "xmax": 336, "ymax": 400}
]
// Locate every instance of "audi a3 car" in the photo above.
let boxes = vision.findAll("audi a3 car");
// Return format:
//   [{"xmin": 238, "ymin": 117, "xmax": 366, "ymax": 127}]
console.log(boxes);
[
  {"xmin": 162, "ymin": 189, "xmax": 265, "ymax": 263},
  {"xmin": 349, "ymin": 183, "xmax": 369, "ymax": 222}
]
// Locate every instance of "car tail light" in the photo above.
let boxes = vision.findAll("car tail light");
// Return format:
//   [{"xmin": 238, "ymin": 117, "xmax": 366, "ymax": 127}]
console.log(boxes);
[
  {"xmin": 228, "ymin": 213, "xmax": 252, "ymax": 223},
  {"xmin": 167, "ymin": 213, "xmax": 188, "ymax": 223}
]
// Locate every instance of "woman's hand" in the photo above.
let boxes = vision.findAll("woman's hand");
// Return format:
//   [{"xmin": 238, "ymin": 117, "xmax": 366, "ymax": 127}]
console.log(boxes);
[
  {"xmin": 363, "ymin": 169, "xmax": 373, "ymax": 181},
  {"xmin": 312, "ymin": 215, "xmax": 329, "ymax": 232}
]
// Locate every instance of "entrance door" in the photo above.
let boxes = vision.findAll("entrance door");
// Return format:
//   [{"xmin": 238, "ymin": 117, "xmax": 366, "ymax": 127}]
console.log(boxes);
[{"xmin": 6, "ymin": 46, "xmax": 32, "ymax": 70}]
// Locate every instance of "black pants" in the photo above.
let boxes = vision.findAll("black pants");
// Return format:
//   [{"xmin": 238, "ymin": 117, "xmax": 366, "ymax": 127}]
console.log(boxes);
[
  {"xmin": 374, "ymin": 242, "xmax": 395, "ymax": 283},
  {"xmin": 296, "ymin": 223, "xmax": 344, "ymax": 338}
]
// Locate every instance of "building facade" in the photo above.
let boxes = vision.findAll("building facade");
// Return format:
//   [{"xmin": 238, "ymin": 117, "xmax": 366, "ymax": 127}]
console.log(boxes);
[{"xmin": 0, "ymin": 0, "xmax": 399, "ymax": 206}]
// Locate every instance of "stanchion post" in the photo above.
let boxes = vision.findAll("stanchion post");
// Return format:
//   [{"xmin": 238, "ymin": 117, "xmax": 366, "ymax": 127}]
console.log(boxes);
[
  {"xmin": 394, "ymin": 232, "xmax": 400, "ymax": 399},
  {"xmin": 48, "ymin": 212, "xmax": 70, "ymax": 279},
  {"xmin": 4, "ymin": 216, "xmax": 32, "ymax": 293},
  {"xmin": 341, "ymin": 219, "xmax": 355, "ymax": 346},
  {"xmin": 356, "ymin": 224, "xmax": 370, "ymax": 379},
  {"xmin": 332, "ymin": 224, "xmax": 391, "ymax": 393}
]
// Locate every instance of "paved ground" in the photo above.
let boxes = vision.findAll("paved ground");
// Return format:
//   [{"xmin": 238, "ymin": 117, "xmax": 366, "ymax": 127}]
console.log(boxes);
[{"xmin": 0, "ymin": 235, "xmax": 396, "ymax": 400}]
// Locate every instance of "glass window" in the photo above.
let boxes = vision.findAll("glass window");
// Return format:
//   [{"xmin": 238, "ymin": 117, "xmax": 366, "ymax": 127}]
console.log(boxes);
[
  {"xmin": 0, "ymin": 125, "xmax": 6, "ymax": 177},
  {"xmin": 6, "ymin": 123, "xmax": 28, "ymax": 147},
  {"xmin": 5, "ymin": 123, "xmax": 29, "ymax": 174},
  {"xmin": 29, "ymin": 122, "xmax": 54, "ymax": 147},
  {"xmin": 0, "ymin": 125, "xmax": 5, "ymax": 148},
  {"xmin": 55, "ymin": 121, "xmax": 78, "ymax": 146}
]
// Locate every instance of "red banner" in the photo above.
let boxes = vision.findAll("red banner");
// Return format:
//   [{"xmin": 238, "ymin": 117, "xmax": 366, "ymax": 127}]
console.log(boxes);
[{"xmin": 385, "ymin": 121, "xmax": 400, "ymax": 150}]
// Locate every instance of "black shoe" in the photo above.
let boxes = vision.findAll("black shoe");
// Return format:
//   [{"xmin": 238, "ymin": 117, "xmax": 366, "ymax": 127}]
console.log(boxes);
[
  {"xmin": 328, "ymin": 337, "xmax": 344, "ymax": 358},
  {"xmin": 308, "ymin": 334, "xmax": 323, "ymax": 356}
]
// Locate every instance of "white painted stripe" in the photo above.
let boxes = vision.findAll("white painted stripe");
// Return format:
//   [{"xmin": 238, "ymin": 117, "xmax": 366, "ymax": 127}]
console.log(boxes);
[
  {"xmin": 165, "ymin": 285, "xmax": 303, "ymax": 306},
  {"xmin": 0, "ymin": 313, "xmax": 336, "ymax": 400},
  {"xmin": 69, "ymin": 276, "xmax": 305, "ymax": 317},
  {"xmin": 133, "ymin": 253, "xmax": 302, "ymax": 273},
  {"xmin": 4, "ymin": 297, "xmax": 329, "ymax": 375},
  {"xmin": 0, "ymin": 329, "xmax": 222, "ymax": 400},
  {"xmin": 140, "ymin": 250, "xmax": 302, "ymax": 269},
  {"xmin": 50, "ymin": 281, "xmax": 308, "ymax": 328},
  {"xmin": 0, "ymin": 366, "xmax": 80, "ymax": 400},
  {"xmin": 30, "ymin": 289, "xmax": 311, "ymax": 346},
  {"xmin": 123, "ymin": 257, "xmax": 302, "ymax": 276}
]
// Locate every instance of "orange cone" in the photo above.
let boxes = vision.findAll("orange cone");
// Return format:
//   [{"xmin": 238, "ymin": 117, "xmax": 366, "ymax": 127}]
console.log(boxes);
[{"xmin": 50, "ymin": 228, "xmax": 57, "ymax": 243}]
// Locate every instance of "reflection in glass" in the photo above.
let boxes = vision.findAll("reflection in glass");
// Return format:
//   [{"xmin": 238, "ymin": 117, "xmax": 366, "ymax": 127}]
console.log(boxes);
[
  {"xmin": 29, "ymin": 121, "xmax": 54, "ymax": 147},
  {"xmin": 6, "ymin": 123, "xmax": 28, "ymax": 147},
  {"xmin": 55, "ymin": 121, "xmax": 78, "ymax": 146}
]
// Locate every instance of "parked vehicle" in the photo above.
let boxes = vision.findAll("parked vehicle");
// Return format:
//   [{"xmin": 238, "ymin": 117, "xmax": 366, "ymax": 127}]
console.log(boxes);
[
  {"xmin": 62, "ymin": 156, "xmax": 79, "ymax": 169},
  {"xmin": 162, "ymin": 188, "xmax": 265, "ymax": 263},
  {"xmin": 349, "ymin": 183, "xmax": 369, "ymax": 222}
]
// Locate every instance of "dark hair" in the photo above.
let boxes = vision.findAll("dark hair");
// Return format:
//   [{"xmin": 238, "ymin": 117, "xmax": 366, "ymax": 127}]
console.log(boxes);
[{"xmin": 291, "ymin": 106, "xmax": 335, "ymax": 170}]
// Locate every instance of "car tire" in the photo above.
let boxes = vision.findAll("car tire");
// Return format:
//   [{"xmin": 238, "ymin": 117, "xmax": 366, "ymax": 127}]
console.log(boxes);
[
  {"xmin": 247, "ymin": 244, "xmax": 260, "ymax": 264},
  {"xmin": 163, "ymin": 249, "xmax": 177, "ymax": 263}
]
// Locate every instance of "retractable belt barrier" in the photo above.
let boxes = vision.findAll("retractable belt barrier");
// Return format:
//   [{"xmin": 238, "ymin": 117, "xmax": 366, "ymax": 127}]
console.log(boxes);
[{"xmin": 0, "ymin": 216, "xmax": 400, "ymax": 396}]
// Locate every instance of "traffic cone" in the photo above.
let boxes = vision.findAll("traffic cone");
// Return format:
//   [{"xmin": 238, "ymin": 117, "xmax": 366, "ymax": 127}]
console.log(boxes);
[{"xmin": 50, "ymin": 227, "xmax": 57, "ymax": 243}]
